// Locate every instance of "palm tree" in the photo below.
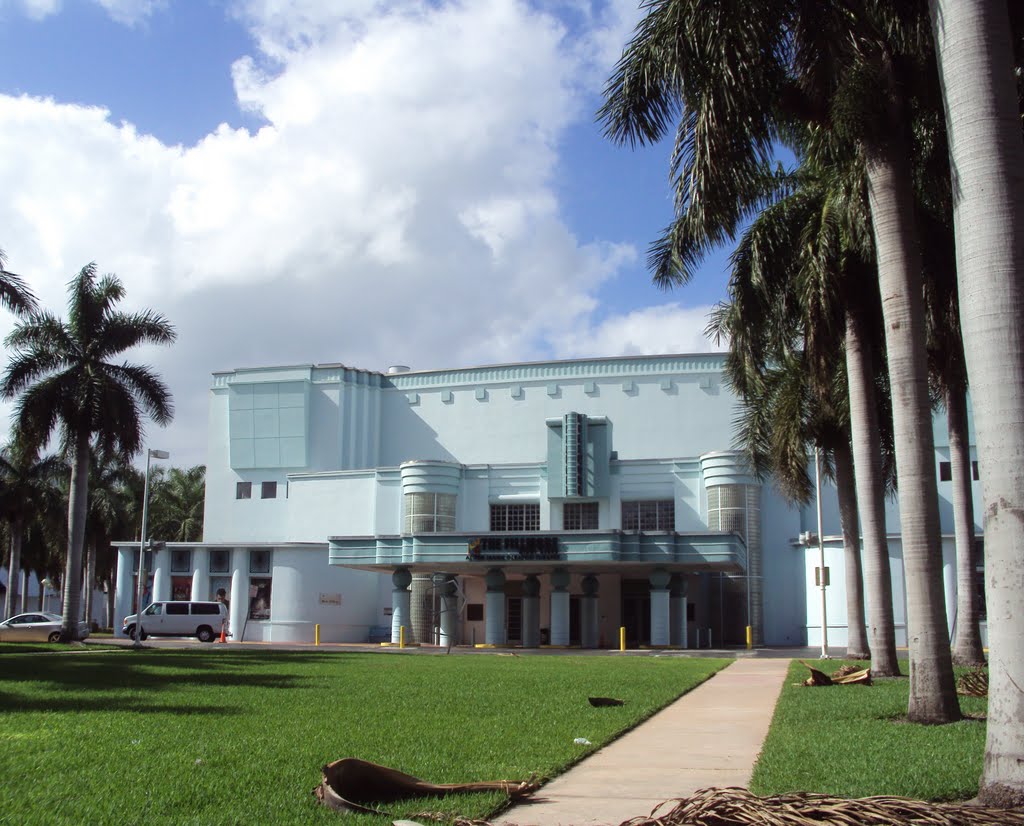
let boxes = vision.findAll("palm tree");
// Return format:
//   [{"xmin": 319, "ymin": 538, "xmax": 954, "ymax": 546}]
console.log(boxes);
[
  {"xmin": 0, "ymin": 436, "xmax": 63, "ymax": 620},
  {"xmin": 148, "ymin": 465, "xmax": 206, "ymax": 543},
  {"xmin": 82, "ymin": 445, "xmax": 136, "ymax": 628},
  {"xmin": 600, "ymin": 0, "xmax": 959, "ymax": 722},
  {"xmin": 0, "ymin": 263, "xmax": 175, "ymax": 641},
  {"xmin": 928, "ymin": 0, "xmax": 1024, "ymax": 803},
  {"xmin": 710, "ymin": 162, "xmax": 896, "ymax": 665},
  {"xmin": 0, "ymin": 249, "xmax": 38, "ymax": 318}
]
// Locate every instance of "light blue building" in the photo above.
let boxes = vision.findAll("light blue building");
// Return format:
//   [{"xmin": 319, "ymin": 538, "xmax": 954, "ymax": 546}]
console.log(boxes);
[{"xmin": 112, "ymin": 353, "xmax": 984, "ymax": 648}]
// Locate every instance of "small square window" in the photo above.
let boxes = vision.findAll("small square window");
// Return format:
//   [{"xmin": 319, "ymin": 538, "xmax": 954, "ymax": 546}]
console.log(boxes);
[
  {"xmin": 938, "ymin": 462, "xmax": 951, "ymax": 482},
  {"xmin": 972, "ymin": 461, "xmax": 979, "ymax": 481},
  {"xmin": 249, "ymin": 549, "xmax": 271, "ymax": 574},
  {"xmin": 170, "ymin": 549, "xmax": 191, "ymax": 573},
  {"xmin": 466, "ymin": 603, "xmax": 484, "ymax": 622},
  {"xmin": 209, "ymin": 549, "xmax": 230, "ymax": 574},
  {"xmin": 261, "ymin": 481, "xmax": 277, "ymax": 499},
  {"xmin": 236, "ymin": 481, "xmax": 252, "ymax": 499}
]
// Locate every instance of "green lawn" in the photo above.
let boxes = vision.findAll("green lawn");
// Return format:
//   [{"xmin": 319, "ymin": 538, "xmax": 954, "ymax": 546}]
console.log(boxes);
[
  {"xmin": 750, "ymin": 660, "xmax": 987, "ymax": 801},
  {"xmin": 0, "ymin": 649, "xmax": 728, "ymax": 825}
]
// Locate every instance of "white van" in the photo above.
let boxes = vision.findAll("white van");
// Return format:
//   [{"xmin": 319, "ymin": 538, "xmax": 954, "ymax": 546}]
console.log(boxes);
[{"xmin": 122, "ymin": 601, "xmax": 229, "ymax": 642}]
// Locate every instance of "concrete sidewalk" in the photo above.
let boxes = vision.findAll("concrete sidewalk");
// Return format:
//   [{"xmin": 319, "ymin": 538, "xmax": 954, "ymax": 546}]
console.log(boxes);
[{"xmin": 495, "ymin": 657, "xmax": 791, "ymax": 826}]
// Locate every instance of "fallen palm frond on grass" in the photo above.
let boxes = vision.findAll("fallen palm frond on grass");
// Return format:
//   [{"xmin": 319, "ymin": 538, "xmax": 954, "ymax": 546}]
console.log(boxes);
[
  {"xmin": 315, "ymin": 757, "xmax": 540, "ymax": 816},
  {"xmin": 618, "ymin": 787, "xmax": 1024, "ymax": 826},
  {"xmin": 957, "ymin": 667, "xmax": 988, "ymax": 697},
  {"xmin": 799, "ymin": 661, "xmax": 871, "ymax": 686}
]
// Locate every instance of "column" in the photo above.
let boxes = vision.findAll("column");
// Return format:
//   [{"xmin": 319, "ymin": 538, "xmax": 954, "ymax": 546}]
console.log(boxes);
[
  {"xmin": 649, "ymin": 568, "xmax": 671, "ymax": 647},
  {"xmin": 521, "ymin": 574, "xmax": 541, "ymax": 648},
  {"xmin": 391, "ymin": 568, "xmax": 412, "ymax": 644},
  {"xmin": 549, "ymin": 568, "xmax": 570, "ymax": 646},
  {"xmin": 438, "ymin": 576, "xmax": 459, "ymax": 647},
  {"xmin": 229, "ymin": 548, "xmax": 248, "ymax": 642},
  {"xmin": 484, "ymin": 568, "xmax": 506, "ymax": 645},
  {"xmin": 580, "ymin": 574, "xmax": 600, "ymax": 649},
  {"xmin": 152, "ymin": 546, "xmax": 170, "ymax": 603},
  {"xmin": 191, "ymin": 547, "xmax": 210, "ymax": 602},
  {"xmin": 670, "ymin": 574, "xmax": 688, "ymax": 648},
  {"xmin": 114, "ymin": 547, "xmax": 134, "ymax": 637}
]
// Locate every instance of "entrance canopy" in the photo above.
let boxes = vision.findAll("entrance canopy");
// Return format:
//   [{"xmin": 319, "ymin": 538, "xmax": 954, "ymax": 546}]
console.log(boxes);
[{"xmin": 328, "ymin": 529, "xmax": 746, "ymax": 575}]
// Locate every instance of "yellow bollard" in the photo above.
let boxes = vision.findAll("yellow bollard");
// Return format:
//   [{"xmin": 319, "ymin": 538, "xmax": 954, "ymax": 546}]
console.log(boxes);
[
  {"xmin": 400, "ymin": 625, "xmax": 405, "ymax": 649},
  {"xmin": 315, "ymin": 624, "xmax": 320, "ymax": 646},
  {"xmin": 745, "ymin": 625, "xmax": 752, "ymax": 650},
  {"xmin": 620, "ymin": 626, "xmax": 626, "ymax": 652}
]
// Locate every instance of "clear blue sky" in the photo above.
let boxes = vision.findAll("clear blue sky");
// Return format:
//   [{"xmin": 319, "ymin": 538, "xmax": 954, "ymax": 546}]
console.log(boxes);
[{"xmin": 0, "ymin": 0, "xmax": 735, "ymax": 465}]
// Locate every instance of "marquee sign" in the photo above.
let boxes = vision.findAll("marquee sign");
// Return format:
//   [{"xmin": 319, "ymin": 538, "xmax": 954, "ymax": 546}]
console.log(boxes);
[{"xmin": 466, "ymin": 535, "xmax": 560, "ymax": 562}]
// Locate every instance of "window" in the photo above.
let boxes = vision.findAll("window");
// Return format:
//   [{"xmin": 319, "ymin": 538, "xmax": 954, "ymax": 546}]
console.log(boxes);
[
  {"xmin": 939, "ymin": 461, "xmax": 980, "ymax": 482},
  {"xmin": 170, "ymin": 550, "xmax": 191, "ymax": 573},
  {"xmin": 132, "ymin": 549, "xmax": 153, "ymax": 573},
  {"xmin": 622, "ymin": 500, "xmax": 675, "ymax": 531},
  {"xmin": 166, "ymin": 603, "xmax": 188, "ymax": 615},
  {"xmin": 490, "ymin": 503, "xmax": 540, "ymax": 532},
  {"xmin": 466, "ymin": 603, "xmax": 484, "ymax": 622},
  {"xmin": 261, "ymin": 481, "xmax": 277, "ymax": 499},
  {"xmin": 236, "ymin": 481, "xmax": 252, "ymax": 499},
  {"xmin": 144, "ymin": 604, "xmax": 163, "ymax": 616},
  {"xmin": 403, "ymin": 492, "xmax": 457, "ymax": 533},
  {"xmin": 193, "ymin": 603, "xmax": 221, "ymax": 615},
  {"xmin": 563, "ymin": 501, "xmax": 599, "ymax": 530},
  {"xmin": 248, "ymin": 577, "xmax": 272, "ymax": 620},
  {"xmin": 209, "ymin": 550, "xmax": 230, "ymax": 574},
  {"xmin": 249, "ymin": 549, "xmax": 271, "ymax": 574}
]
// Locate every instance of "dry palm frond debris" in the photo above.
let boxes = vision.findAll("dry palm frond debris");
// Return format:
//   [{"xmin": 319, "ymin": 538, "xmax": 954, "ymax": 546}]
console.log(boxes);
[
  {"xmin": 589, "ymin": 696, "xmax": 626, "ymax": 707},
  {"xmin": 314, "ymin": 758, "xmax": 540, "ymax": 816},
  {"xmin": 617, "ymin": 787, "xmax": 1024, "ymax": 826},
  {"xmin": 957, "ymin": 667, "xmax": 988, "ymax": 697},
  {"xmin": 799, "ymin": 661, "xmax": 871, "ymax": 686}
]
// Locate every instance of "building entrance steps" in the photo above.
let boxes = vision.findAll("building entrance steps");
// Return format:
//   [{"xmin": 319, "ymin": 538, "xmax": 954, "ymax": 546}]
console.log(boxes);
[{"xmin": 494, "ymin": 657, "xmax": 791, "ymax": 826}]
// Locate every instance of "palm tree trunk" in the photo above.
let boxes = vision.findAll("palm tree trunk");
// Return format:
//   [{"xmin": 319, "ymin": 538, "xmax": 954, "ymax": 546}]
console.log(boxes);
[
  {"xmin": 60, "ymin": 433, "xmax": 91, "ymax": 642},
  {"xmin": 4, "ymin": 527, "xmax": 21, "ymax": 621},
  {"xmin": 929, "ymin": 0, "xmax": 1024, "ymax": 802},
  {"xmin": 865, "ymin": 123, "xmax": 960, "ymax": 723},
  {"xmin": 947, "ymin": 385, "xmax": 984, "ymax": 665},
  {"xmin": 83, "ymin": 542, "xmax": 96, "ymax": 629},
  {"xmin": 833, "ymin": 439, "xmax": 870, "ymax": 659},
  {"xmin": 844, "ymin": 309, "xmax": 900, "ymax": 675}
]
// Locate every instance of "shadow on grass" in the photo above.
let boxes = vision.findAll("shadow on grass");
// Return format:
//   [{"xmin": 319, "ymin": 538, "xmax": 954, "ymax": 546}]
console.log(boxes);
[
  {"xmin": 0, "ymin": 650, "xmax": 348, "ymax": 697},
  {"xmin": 0, "ymin": 690, "xmax": 243, "ymax": 716}
]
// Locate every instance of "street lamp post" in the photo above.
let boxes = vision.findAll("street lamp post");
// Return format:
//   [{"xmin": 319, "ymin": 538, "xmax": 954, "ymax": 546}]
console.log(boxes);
[{"xmin": 133, "ymin": 448, "xmax": 169, "ymax": 649}]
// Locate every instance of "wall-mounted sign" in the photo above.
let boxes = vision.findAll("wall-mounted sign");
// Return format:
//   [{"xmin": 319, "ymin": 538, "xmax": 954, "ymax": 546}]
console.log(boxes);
[
  {"xmin": 319, "ymin": 593, "xmax": 342, "ymax": 606},
  {"xmin": 467, "ymin": 536, "xmax": 560, "ymax": 562}
]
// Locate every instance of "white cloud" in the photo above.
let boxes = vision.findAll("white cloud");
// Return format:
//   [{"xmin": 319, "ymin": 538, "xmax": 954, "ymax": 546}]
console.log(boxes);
[
  {"xmin": 555, "ymin": 302, "xmax": 727, "ymax": 358},
  {"xmin": 0, "ymin": 0, "xmax": 696, "ymax": 465}
]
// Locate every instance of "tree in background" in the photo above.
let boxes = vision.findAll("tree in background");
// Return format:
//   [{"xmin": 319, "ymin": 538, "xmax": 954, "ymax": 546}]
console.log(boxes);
[
  {"xmin": 1, "ymin": 263, "xmax": 175, "ymax": 641},
  {"xmin": 148, "ymin": 465, "xmax": 206, "ymax": 543},
  {"xmin": 0, "ymin": 435, "xmax": 63, "ymax": 620}
]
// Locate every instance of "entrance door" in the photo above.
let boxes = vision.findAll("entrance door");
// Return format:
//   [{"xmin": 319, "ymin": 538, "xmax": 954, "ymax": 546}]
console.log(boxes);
[
  {"xmin": 621, "ymin": 579, "xmax": 651, "ymax": 647},
  {"xmin": 569, "ymin": 596, "xmax": 581, "ymax": 645},
  {"xmin": 506, "ymin": 597, "xmax": 523, "ymax": 643}
]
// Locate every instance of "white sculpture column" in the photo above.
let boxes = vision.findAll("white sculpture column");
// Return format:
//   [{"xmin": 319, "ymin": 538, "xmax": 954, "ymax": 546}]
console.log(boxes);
[
  {"xmin": 521, "ymin": 574, "xmax": 541, "ymax": 648},
  {"xmin": 484, "ymin": 568, "xmax": 506, "ymax": 646},
  {"xmin": 229, "ymin": 548, "xmax": 248, "ymax": 641},
  {"xmin": 580, "ymin": 574, "xmax": 600, "ymax": 649},
  {"xmin": 549, "ymin": 568, "xmax": 571, "ymax": 646},
  {"xmin": 649, "ymin": 568, "xmax": 671, "ymax": 647},
  {"xmin": 438, "ymin": 576, "xmax": 459, "ymax": 647},
  {"xmin": 114, "ymin": 547, "xmax": 134, "ymax": 637},
  {"xmin": 191, "ymin": 547, "xmax": 209, "ymax": 602},
  {"xmin": 151, "ymin": 545, "xmax": 170, "ymax": 603},
  {"xmin": 391, "ymin": 568, "xmax": 412, "ymax": 644}
]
